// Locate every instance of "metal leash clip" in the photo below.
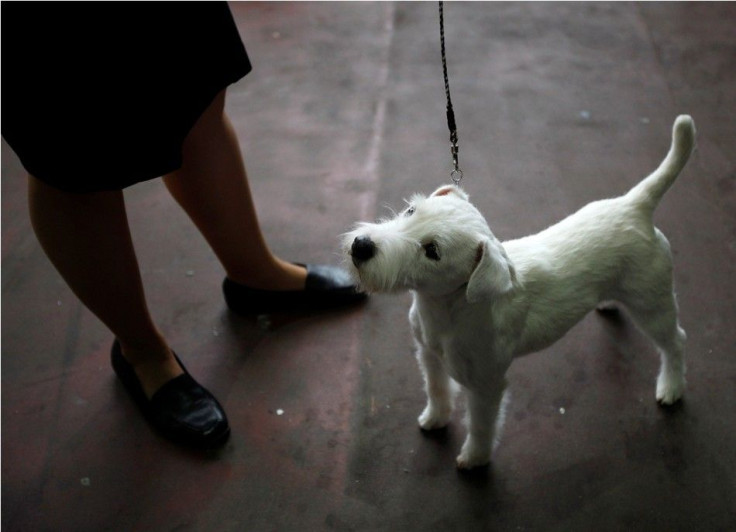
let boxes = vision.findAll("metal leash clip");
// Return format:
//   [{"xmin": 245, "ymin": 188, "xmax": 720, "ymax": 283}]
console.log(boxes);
[{"xmin": 450, "ymin": 141, "xmax": 463, "ymax": 186}]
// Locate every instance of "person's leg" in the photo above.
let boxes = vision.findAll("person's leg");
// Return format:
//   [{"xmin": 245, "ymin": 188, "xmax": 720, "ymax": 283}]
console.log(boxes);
[
  {"xmin": 27, "ymin": 175, "xmax": 183, "ymax": 397},
  {"xmin": 163, "ymin": 90, "xmax": 306, "ymax": 291}
]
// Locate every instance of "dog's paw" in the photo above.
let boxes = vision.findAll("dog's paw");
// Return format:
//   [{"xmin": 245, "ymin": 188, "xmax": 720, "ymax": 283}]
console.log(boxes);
[
  {"xmin": 418, "ymin": 405, "xmax": 451, "ymax": 431},
  {"xmin": 456, "ymin": 440, "xmax": 491, "ymax": 470},
  {"xmin": 656, "ymin": 373, "xmax": 686, "ymax": 405},
  {"xmin": 456, "ymin": 452, "xmax": 490, "ymax": 470}
]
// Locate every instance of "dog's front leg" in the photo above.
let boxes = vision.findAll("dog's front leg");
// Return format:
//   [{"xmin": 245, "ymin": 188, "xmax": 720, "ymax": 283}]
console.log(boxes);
[
  {"xmin": 457, "ymin": 381, "xmax": 509, "ymax": 469},
  {"xmin": 411, "ymin": 305, "xmax": 453, "ymax": 430},
  {"xmin": 416, "ymin": 343, "xmax": 453, "ymax": 430}
]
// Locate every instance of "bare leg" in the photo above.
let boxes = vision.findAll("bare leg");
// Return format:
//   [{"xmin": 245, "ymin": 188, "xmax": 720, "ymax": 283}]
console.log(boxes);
[
  {"xmin": 163, "ymin": 90, "xmax": 306, "ymax": 291},
  {"xmin": 28, "ymin": 176, "xmax": 183, "ymax": 397}
]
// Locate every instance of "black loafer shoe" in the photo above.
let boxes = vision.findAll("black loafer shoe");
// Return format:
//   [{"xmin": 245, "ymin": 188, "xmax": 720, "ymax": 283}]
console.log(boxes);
[
  {"xmin": 223, "ymin": 264, "xmax": 367, "ymax": 315},
  {"xmin": 111, "ymin": 340, "xmax": 230, "ymax": 449}
]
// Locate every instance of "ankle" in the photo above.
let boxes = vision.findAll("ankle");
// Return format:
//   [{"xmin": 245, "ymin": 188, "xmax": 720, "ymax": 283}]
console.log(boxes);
[
  {"xmin": 117, "ymin": 338, "xmax": 185, "ymax": 398},
  {"xmin": 118, "ymin": 336, "xmax": 172, "ymax": 366},
  {"xmin": 227, "ymin": 261, "xmax": 306, "ymax": 291}
]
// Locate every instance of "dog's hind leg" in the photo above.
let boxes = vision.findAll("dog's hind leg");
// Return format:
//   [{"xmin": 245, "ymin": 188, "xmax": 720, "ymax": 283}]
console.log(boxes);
[
  {"xmin": 457, "ymin": 381, "xmax": 509, "ymax": 469},
  {"xmin": 655, "ymin": 325, "xmax": 687, "ymax": 405},
  {"xmin": 622, "ymin": 257, "xmax": 687, "ymax": 405},
  {"xmin": 632, "ymin": 298, "xmax": 687, "ymax": 405}
]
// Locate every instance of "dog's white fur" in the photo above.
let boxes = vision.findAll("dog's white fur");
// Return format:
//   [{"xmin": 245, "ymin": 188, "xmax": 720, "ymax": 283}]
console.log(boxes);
[{"xmin": 343, "ymin": 116, "xmax": 695, "ymax": 469}]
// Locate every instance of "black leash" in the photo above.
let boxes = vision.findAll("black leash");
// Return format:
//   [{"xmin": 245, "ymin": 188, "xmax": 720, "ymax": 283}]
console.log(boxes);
[{"xmin": 439, "ymin": 1, "xmax": 463, "ymax": 186}]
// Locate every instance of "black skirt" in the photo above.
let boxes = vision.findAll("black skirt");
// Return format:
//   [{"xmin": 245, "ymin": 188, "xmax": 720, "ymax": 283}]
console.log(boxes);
[{"xmin": 1, "ymin": 2, "xmax": 252, "ymax": 192}]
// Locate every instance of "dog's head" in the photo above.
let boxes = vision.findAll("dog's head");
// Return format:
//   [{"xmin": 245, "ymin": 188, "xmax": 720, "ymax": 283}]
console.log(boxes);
[{"xmin": 343, "ymin": 185, "xmax": 515, "ymax": 301}]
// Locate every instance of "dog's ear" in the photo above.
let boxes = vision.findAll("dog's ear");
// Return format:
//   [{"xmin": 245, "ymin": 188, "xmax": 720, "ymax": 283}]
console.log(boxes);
[
  {"xmin": 466, "ymin": 237, "xmax": 515, "ymax": 303},
  {"xmin": 430, "ymin": 185, "xmax": 469, "ymax": 201}
]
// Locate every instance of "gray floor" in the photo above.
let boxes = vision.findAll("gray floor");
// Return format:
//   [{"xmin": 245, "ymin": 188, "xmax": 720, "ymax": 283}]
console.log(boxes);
[{"xmin": 2, "ymin": 2, "xmax": 735, "ymax": 530}]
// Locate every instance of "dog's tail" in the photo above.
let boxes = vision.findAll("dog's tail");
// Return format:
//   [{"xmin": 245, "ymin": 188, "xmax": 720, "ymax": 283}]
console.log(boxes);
[{"xmin": 625, "ymin": 115, "xmax": 695, "ymax": 213}]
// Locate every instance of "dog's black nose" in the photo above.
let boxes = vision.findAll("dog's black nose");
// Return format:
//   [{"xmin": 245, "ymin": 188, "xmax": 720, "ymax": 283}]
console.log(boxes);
[{"xmin": 351, "ymin": 236, "xmax": 376, "ymax": 265}]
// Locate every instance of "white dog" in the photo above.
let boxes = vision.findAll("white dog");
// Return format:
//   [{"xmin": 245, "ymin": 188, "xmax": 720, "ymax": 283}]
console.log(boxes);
[{"xmin": 343, "ymin": 115, "xmax": 695, "ymax": 469}]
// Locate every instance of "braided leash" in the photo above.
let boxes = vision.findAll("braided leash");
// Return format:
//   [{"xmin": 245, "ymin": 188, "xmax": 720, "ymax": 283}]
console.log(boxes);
[{"xmin": 439, "ymin": 1, "xmax": 463, "ymax": 186}]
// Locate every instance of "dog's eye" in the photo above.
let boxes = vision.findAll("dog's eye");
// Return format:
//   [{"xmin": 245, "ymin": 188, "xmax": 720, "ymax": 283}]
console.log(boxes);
[
  {"xmin": 423, "ymin": 242, "xmax": 440, "ymax": 261},
  {"xmin": 405, "ymin": 206, "xmax": 416, "ymax": 217}
]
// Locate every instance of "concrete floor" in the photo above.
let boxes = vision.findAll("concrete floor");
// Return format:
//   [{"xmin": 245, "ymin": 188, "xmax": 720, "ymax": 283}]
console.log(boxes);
[{"xmin": 2, "ymin": 2, "xmax": 735, "ymax": 530}]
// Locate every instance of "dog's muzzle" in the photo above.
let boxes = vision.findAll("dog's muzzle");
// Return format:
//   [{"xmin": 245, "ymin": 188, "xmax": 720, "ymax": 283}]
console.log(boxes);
[{"xmin": 351, "ymin": 236, "xmax": 376, "ymax": 266}]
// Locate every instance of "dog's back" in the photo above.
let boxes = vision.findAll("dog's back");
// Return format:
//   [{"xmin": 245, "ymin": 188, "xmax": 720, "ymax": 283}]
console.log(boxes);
[
  {"xmin": 500, "ymin": 116, "xmax": 695, "ymax": 357},
  {"xmin": 505, "ymin": 114, "xmax": 695, "ymax": 272}
]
